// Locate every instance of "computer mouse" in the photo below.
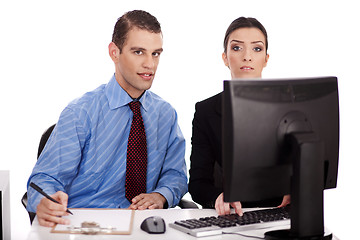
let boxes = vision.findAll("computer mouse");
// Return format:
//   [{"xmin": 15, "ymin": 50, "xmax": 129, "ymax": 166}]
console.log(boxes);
[{"xmin": 140, "ymin": 216, "xmax": 166, "ymax": 234}]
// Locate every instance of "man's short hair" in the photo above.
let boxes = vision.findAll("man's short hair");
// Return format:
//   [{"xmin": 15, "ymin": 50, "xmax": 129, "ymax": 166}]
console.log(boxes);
[{"xmin": 112, "ymin": 10, "xmax": 162, "ymax": 53}]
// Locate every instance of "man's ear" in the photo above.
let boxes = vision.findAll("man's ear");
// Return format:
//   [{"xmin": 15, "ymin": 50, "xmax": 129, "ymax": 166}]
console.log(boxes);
[
  {"xmin": 109, "ymin": 42, "xmax": 120, "ymax": 62},
  {"xmin": 222, "ymin": 52, "xmax": 229, "ymax": 68}
]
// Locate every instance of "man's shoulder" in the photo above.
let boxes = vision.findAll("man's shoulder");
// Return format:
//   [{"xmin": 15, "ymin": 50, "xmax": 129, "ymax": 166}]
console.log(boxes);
[
  {"xmin": 146, "ymin": 91, "xmax": 174, "ymax": 110},
  {"xmin": 67, "ymin": 84, "xmax": 107, "ymax": 110}
]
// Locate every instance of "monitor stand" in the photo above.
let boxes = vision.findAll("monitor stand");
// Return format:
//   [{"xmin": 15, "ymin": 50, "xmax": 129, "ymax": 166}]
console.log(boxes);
[{"xmin": 265, "ymin": 133, "xmax": 332, "ymax": 240}]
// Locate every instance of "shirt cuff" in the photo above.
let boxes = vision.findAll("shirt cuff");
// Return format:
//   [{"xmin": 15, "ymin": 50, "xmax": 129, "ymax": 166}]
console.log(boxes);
[
  {"xmin": 26, "ymin": 178, "xmax": 58, "ymax": 212},
  {"xmin": 153, "ymin": 187, "xmax": 173, "ymax": 208}
]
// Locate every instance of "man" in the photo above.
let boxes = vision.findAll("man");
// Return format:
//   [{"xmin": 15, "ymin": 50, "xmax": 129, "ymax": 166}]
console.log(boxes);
[{"xmin": 27, "ymin": 10, "xmax": 188, "ymax": 227}]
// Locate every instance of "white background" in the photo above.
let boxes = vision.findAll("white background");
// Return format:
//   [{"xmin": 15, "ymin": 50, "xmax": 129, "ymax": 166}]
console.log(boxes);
[{"xmin": 0, "ymin": 0, "xmax": 359, "ymax": 239}]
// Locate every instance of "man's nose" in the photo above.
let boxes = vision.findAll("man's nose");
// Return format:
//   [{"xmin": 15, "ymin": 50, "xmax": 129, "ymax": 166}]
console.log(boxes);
[{"xmin": 143, "ymin": 55, "xmax": 155, "ymax": 69}]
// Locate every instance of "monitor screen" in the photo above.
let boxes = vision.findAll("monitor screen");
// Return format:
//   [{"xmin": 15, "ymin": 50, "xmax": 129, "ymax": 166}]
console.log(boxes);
[{"xmin": 222, "ymin": 76, "xmax": 339, "ymax": 239}]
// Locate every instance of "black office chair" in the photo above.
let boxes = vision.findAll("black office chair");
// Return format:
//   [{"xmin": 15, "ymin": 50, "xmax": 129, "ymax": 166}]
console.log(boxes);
[{"xmin": 22, "ymin": 124, "xmax": 197, "ymax": 223}]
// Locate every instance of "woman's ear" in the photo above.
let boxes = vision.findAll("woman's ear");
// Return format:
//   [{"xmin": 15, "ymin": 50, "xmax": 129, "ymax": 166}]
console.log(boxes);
[
  {"xmin": 263, "ymin": 53, "xmax": 270, "ymax": 68},
  {"xmin": 222, "ymin": 52, "xmax": 229, "ymax": 68}
]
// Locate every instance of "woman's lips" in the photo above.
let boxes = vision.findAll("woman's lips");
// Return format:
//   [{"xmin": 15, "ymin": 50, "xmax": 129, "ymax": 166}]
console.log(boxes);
[{"xmin": 240, "ymin": 66, "xmax": 254, "ymax": 70}]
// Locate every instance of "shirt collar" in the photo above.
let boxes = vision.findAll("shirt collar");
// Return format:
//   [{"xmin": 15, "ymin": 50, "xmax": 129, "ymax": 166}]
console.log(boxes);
[{"xmin": 105, "ymin": 74, "xmax": 149, "ymax": 112}]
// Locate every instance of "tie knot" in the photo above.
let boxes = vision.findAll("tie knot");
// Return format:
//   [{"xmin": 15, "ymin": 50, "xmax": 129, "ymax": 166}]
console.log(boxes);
[{"xmin": 129, "ymin": 101, "xmax": 141, "ymax": 113}]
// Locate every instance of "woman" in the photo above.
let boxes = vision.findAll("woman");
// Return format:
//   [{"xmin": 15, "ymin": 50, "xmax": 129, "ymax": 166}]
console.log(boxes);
[{"xmin": 188, "ymin": 17, "xmax": 290, "ymax": 216}]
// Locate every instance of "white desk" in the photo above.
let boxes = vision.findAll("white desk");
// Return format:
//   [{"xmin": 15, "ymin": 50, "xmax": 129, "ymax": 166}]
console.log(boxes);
[{"xmin": 27, "ymin": 208, "xmax": 337, "ymax": 240}]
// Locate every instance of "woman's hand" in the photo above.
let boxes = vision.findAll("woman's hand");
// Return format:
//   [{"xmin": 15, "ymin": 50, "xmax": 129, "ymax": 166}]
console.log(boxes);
[
  {"xmin": 215, "ymin": 192, "xmax": 243, "ymax": 216},
  {"xmin": 278, "ymin": 194, "xmax": 291, "ymax": 208}
]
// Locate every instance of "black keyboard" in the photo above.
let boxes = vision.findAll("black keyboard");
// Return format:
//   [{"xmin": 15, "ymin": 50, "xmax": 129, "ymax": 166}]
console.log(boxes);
[{"xmin": 169, "ymin": 207, "xmax": 290, "ymax": 237}]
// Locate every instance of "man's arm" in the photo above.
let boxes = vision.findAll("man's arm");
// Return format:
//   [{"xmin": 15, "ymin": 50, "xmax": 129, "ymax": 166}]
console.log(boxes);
[
  {"xmin": 135, "ymin": 107, "xmax": 187, "ymax": 209},
  {"xmin": 27, "ymin": 107, "xmax": 87, "ymax": 218},
  {"xmin": 154, "ymin": 114, "xmax": 188, "ymax": 207}
]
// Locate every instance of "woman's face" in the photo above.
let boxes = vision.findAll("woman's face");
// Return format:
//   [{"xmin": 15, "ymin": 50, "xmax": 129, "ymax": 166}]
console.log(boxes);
[{"xmin": 222, "ymin": 27, "xmax": 269, "ymax": 79}]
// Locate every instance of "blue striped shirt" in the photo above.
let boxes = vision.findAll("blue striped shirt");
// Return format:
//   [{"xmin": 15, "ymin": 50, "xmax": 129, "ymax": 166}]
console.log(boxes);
[{"xmin": 27, "ymin": 75, "xmax": 188, "ymax": 212}]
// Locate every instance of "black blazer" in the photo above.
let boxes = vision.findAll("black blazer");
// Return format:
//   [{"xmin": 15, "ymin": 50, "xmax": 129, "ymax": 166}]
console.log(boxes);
[
  {"xmin": 189, "ymin": 93, "xmax": 223, "ymax": 208},
  {"xmin": 188, "ymin": 92, "xmax": 282, "ymax": 208}
]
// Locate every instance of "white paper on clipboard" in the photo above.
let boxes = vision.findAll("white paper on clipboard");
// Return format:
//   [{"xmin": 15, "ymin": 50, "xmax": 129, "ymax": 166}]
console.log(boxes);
[{"xmin": 52, "ymin": 208, "xmax": 134, "ymax": 235}]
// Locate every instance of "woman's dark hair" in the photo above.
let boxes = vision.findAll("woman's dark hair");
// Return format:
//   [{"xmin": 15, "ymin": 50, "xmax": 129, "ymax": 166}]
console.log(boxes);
[
  {"xmin": 223, "ymin": 17, "xmax": 268, "ymax": 53},
  {"xmin": 112, "ymin": 10, "xmax": 161, "ymax": 53}
]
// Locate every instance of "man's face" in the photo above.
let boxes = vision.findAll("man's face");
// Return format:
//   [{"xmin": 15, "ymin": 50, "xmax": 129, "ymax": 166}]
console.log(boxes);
[{"xmin": 110, "ymin": 28, "xmax": 163, "ymax": 98}]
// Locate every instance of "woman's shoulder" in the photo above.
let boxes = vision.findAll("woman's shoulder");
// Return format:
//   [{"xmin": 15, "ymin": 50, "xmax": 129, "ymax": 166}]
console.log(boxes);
[
  {"xmin": 196, "ymin": 92, "xmax": 222, "ymax": 110},
  {"xmin": 194, "ymin": 92, "xmax": 222, "ymax": 119}
]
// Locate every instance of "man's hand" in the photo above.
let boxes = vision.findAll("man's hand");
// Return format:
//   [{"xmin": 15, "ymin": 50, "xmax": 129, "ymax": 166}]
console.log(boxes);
[
  {"xmin": 36, "ymin": 191, "xmax": 70, "ymax": 227},
  {"xmin": 129, "ymin": 192, "xmax": 166, "ymax": 210},
  {"xmin": 215, "ymin": 192, "xmax": 243, "ymax": 216}
]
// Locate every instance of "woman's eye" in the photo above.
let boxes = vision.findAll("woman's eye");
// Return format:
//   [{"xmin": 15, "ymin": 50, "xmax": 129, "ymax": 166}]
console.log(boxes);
[
  {"xmin": 253, "ymin": 47, "xmax": 262, "ymax": 52},
  {"xmin": 232, "ymin": 46, "xmax": 242, "ymax": 51}
]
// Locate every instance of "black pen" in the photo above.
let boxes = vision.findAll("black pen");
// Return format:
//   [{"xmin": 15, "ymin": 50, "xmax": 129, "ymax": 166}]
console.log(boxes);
[{"xmin": 30, "ymin": 182, "xmax": 73, "ymax": 215}]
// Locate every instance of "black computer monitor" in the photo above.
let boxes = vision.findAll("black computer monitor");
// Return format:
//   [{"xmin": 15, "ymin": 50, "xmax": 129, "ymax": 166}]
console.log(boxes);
[{"xmin": 222, "ymin": 76, "xmax": 339, "ymax": 240}]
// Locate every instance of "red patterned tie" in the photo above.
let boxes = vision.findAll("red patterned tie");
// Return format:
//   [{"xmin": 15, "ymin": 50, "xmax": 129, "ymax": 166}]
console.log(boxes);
[{"xmin": 125, "ymin": 101, "xmax": 147, "ymax": 202}]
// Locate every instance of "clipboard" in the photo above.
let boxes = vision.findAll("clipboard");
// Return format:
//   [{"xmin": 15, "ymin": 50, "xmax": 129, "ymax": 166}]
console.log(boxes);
[{"xmin": 51, "ymin": 208, "xmax": 134, "ymax": 235}]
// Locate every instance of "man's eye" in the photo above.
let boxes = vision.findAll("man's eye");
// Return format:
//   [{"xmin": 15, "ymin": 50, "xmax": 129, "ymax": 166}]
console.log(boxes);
[
  {"xmin": 153, "ymin": 52, "xmax": 161, "ymax": 57},
  {"xmin": 134, "ymin": 51, "xmax": 143, "ymax": 55}
]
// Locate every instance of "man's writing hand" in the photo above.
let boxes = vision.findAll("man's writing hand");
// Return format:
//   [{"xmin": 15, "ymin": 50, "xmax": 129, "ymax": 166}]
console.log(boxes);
[{"xmin": 36, "ymin": 191, "xmax": 70, "ymax": 227}]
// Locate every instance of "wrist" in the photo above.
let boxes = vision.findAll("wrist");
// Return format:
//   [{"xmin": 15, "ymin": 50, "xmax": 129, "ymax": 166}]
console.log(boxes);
[{"xmin": 153, "ymin": 192, "xmax": 167, "ymax": 208}]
